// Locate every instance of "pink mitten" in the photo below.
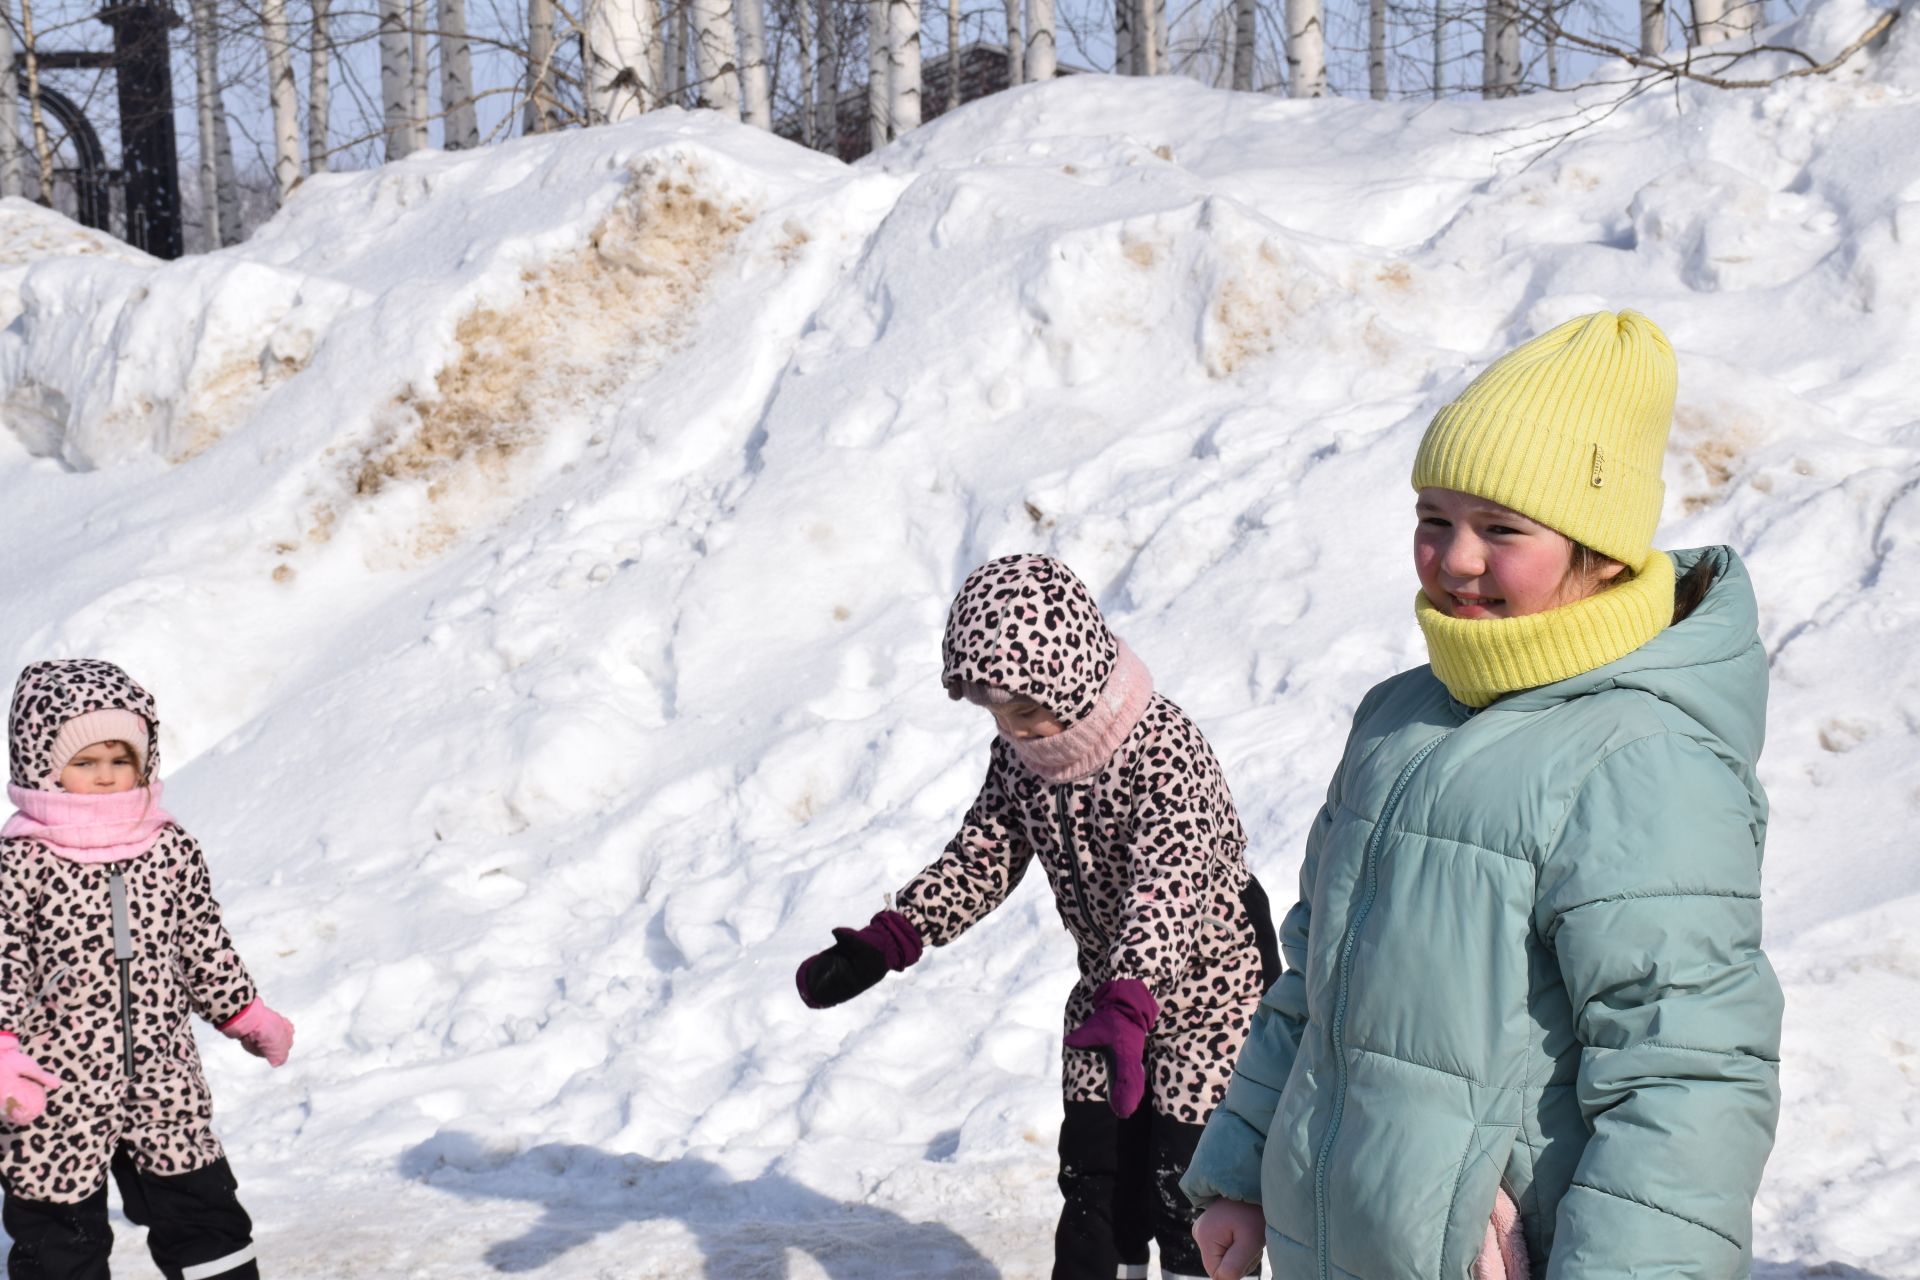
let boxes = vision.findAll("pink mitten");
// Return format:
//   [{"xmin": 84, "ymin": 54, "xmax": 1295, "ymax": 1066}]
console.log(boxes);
[
  {"xmin": 220, "ymin": 999, "xmax": 294, "ymax": 1068},
  {"xmin": 0, "ymin": 1033, "xmax": 62, "ymax": 1125}
]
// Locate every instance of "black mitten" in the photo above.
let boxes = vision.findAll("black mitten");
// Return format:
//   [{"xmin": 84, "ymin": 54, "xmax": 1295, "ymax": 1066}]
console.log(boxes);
[{"xmin": 795, "ymin": 930, "xmax": 888, "ymax": 1008}]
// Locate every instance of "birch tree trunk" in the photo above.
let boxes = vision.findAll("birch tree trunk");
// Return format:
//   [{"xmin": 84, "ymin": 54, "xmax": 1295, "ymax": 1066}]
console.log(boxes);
[
  {"xmin": 526, "ymin": 0, "xmax": 557, "ymax": 130},
  {"xmin": 1480, "ymin": 0, "xmax": 1495, "ymax": 94},
  {"xmin": 190, "ymin": 0, "xmax": 223, "ymax": 237},
  {"xmin": 188, "ymin": 0, "xmax": 241, "ymax": 241},
  {"xmin": 689, "ymin": 0, "xmax": 742, "ymax": 115},
  {"xmin": 263, "ymin": 0, "xmax": 300, "ymax": 197},
  {"xmin": 1694, "ymin": 0, "xmax": 1729, "ymax": 43},
  {"xmin": 649, "ymin": 0, "xmax": 667, "ymax": 97},
  {"xmin": 676, "ymin": 0, "xmax": 694, "ymax": 99},
  {"xmin": 660, "ymin": 0, "xmax": 680, "ymax": 100},
  {"xmin": 379, "ymin": 0, "xmax": 415, "ymax": 156},
  {"xmin": 1639, "ymin": 0, "xmax": 1665, "ymax": 54},
  {"xmin": 887, "ymin": 0, "xmax": 921, "ymax": 126},
  {"xmin": 1544, "ymin": 0, "xmax": 1560, "ymax": 87},
  {"xmin": 1727, "ymin": 0, "xmax": 1761, "ymax": 38},
  {"xmin": 212, "ymin": 86, "xmax": 242, "ymax": 243},
  {"xmin": 1480, "ymin": 0, "xmax": 1518, "ymax": 96},
  {"xmin": 309, "ymin": 0, "xmax": 332, "ymax": 171},
  {"xmin": 814, "ymin": 0, "xmax": 839, "ymax": 147},
  {"xmin": 440, "ymin": 0, "xmax": 480, "ymax": 144},
  {"xmin": 737, "ymin": 0, "xmax": 771, "ymax": 127},
  {"xmin": 1114, "ymin": 0, "xmax": 1134, "ymax": 73},
  {"xmin": 1231, "ymin": 0, "xmax": 1254, "ymax": 88},
  {"xmin": 1431, "ymin": 0, "xmax": 1444, "ymax": 97},
  {"xmin": 1148, "ymin": 0, "xmax": 1166, "ymax": 75},
  {"xmin": 1492, "ymin": 0, "xmax": 1520, "ymax": 94},
  {"xmin": 1026, "ymin": 0, "xmax": 1055, "ymax": 78},
  {"xmin": 946, "ymin": 0, "xmax": 960, "ymax": 107},
  {"xmin": 1002, "ymin": 0, "xmax": 1022, "ymax": 84},
  {"xmin": 868, "ymin": 0, "xmax": 888, "ymax": 146},
  {"xmin": 1368, "ymin": 0, "xmax": 1386, "ymax": 97},
  {"xmin": 586, "ymin": 0, "xmax": 658, "ymax": 121},
  {"xmin": 0, "ymin": 0, "xmax": 23, "ymax": 198},
  {"xmin": 799, "ymin": 0, "xmax": 815, "ymax": 142},
  {"xmin": 1286, "ymin": 0, "xmax": 1325, "ymax": 96},
  {"xmin": 18, "ymin": 0, "xmax": 54, "ymax": 203},
  {"xmin": 410, "ymin": 0, "xmax": 431, "ymax": 149}
]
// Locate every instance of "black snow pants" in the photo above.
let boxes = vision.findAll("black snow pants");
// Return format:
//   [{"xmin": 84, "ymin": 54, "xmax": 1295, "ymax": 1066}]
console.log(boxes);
[
  {"xmin": 2, "ymin": 1148, "xmax": 257, "ymax": 1280},
  {"xmin": 1056, "ymin": 1101, "xmax": 1210, "ymax": 1280}
]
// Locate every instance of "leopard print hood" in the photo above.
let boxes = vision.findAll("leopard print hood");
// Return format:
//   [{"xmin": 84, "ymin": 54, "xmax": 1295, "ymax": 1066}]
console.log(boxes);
[
  {"xmin": 942, "ymin": 555, "xmax": 1118, "ymax": 725},
  {"xmin": 9, "ymin": 659, "xmax": 160, "ymax": 791}
]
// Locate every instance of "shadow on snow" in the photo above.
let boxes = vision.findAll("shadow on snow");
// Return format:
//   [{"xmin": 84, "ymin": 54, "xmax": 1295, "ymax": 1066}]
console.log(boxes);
[{"xmin": 398, "ymin": 1131, "xmax": 1002, "ymax": 1279}]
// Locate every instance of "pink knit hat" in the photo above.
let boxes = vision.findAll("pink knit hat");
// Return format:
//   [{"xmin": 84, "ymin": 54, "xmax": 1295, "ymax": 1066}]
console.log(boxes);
[
  {"xmin": 10, "ymin": 660, "xmax": 162, "ymax": 791},
  {"xmin": 48, "ymin": 710, "xmax": 151, "ymax": 781}
]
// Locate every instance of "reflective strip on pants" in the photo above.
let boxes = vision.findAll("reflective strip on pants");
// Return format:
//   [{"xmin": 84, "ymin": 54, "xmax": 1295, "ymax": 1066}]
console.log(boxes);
[{"xmin": 181, "ymin": 1244, "xmax": 258, "ymax": 1279}]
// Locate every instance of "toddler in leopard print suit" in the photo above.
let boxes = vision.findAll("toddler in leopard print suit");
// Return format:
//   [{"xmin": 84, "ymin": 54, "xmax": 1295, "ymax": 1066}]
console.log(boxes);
[
  {"xmin": 0, "ymin": 660, "xmax": 293, "ymax": 1280},
  {"xmin": 796, "ymin": 555, "xmax": 1279, "ymax": 1280}
]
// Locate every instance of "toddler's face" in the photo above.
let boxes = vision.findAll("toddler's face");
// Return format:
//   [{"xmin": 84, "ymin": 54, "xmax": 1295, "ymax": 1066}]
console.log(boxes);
[
  {"xmin": 988, "ymin": 697, "xmax": 1066, "ymax": 740},
  {"xmin": 57, "ymin": 741, "xmax": 141, "ymax": 794},
  {"xmin": 1414, "ymin": 487, "xmax": 1623, "ymax": 619}
]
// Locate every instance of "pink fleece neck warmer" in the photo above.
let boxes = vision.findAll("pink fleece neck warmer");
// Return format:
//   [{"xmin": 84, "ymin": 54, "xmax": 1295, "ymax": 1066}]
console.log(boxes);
[
  {"xmin": 2, "ymin": 782, "xmax": 174, "ymax": 864},
  {"xmin": 1007, "ymin": 640, "xmax": 1155, "ymax": 784},
  {"xmin": 1473, "ymin": 1188, "xmax": 1530, "ymax": 1280}
]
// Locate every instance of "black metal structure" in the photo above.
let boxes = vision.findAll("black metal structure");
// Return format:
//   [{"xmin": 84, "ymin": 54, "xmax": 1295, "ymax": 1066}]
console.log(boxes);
[
  {"xmin": 9, "ymin": 72, "xmax": 114, "ymax": 231},
  {"xmin": 12, "ymin": 0, "xmax": 184, "ymax": 257},
  {"xmin": 96, "ymin": 1, "xmax": 182, "ymax": 257}
]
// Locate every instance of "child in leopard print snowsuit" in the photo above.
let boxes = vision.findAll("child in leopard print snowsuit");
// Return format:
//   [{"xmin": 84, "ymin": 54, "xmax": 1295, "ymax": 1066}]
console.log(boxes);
[
  {"xmin": 796, "ymin": 555, "xmax": 1278, "ymax": 1280},
  {"xmin": 0, "ymin": 660, "xmax": 293, "ymax": 1280}
]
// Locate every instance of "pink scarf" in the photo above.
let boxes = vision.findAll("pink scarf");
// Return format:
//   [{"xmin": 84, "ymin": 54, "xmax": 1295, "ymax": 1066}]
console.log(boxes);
[
  {"xmin": 2, "ymin": 782, "xmax": 174, "ymax": 864},
  {"xmin": 1008, "ymin": 640, "xmax": 1155, "ymax": 784}
]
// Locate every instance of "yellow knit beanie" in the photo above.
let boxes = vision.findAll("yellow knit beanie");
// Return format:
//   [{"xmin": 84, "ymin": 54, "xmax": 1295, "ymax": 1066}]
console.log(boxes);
[{"xmin": 1412, "ymin": 310, "xmax": 1675, "ymax": 570}]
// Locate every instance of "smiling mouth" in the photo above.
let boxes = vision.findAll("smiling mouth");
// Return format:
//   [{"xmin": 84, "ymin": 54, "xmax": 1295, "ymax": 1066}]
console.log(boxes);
[{"xmin": 1449, "ymin": 592, "xmax": 1504, "ymax": 613}]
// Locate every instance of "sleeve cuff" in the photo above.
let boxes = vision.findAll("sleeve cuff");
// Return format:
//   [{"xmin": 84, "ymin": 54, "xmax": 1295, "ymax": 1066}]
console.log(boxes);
[
  {"xmin": 215, "ymin": 990, "xmax": 262, "ymax": 1034},
  {"xmin": 1179, "ymin": 1108, "xmax": 1269, "ymax": 1208}
]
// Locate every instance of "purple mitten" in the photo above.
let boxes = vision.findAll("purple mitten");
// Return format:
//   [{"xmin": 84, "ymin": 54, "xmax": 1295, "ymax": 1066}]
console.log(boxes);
[
  {"xmin": 796, "ymin": 910, "xmax": 924, "ymax": 1009},
  {"xmin": 1063, "ymin": 978, "xmax": 1160, "ymax": 1118}
]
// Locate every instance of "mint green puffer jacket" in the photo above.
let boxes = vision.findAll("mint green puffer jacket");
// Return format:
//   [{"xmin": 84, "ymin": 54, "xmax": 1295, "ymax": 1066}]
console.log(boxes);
[{"xmin": 1182, "ymin": 547, "xmax": 1783, "ymax": 1280}]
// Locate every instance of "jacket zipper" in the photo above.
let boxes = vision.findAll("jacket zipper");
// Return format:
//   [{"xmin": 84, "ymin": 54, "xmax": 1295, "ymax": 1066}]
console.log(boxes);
[
  {"xmin": 107, "ymin": 870, "xmax": 135, "ymax": 1077},
  {"xmin": 1313, "ymin": 731, "xmax": 1449, "ymax": 1280},
  {"xmin": 1055, "ymin": 785, "xmax": 1110, "ymax": 950}
]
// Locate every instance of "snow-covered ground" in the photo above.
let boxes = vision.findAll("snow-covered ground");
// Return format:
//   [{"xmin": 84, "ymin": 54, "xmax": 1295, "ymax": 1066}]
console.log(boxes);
[{"xmin": 2, "ymin": 1, "xmax": 1916, "ymax": 1274}]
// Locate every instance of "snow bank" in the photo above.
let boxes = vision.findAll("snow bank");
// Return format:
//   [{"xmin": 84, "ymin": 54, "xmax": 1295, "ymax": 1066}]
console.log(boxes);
[{"xmin": 0, "ymin": 2, "xmax": 1914, "ymax": 1273}]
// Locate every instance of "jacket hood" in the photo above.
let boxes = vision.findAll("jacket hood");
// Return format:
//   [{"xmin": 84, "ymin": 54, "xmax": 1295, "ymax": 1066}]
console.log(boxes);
[
  {"xmin": 1498, "ymin": 546, "xmax": 1766, "ymax": 766},
  {"xmin": 8, "ymin": 660, "xmax": 161, "ymax": 791},
  {"xmin": 942, "ymin": 555, "xmax": 1118, "ymax": 725}
]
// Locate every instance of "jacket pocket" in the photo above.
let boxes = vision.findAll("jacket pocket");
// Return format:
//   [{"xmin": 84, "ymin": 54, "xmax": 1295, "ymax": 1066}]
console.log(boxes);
[{"xmin": 1440, "ymin": 1126, "xmax": 1518, "ymax": 1279}]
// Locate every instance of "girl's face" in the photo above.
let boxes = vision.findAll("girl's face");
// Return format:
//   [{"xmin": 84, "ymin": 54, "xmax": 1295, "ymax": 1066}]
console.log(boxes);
[
  {"xmin": 1415, "ymin": 488, "xmax": 1624, "ymax": 620},
  {"xmin": 57, "ymin": 741, "xmax": 141, "ymax": 794},
  {"xmin": 988, "ymin": 697, "xmax": 1066, "ymax": 740}
]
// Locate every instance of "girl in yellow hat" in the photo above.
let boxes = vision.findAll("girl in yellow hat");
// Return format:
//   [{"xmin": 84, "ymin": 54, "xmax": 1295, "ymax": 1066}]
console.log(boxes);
[{"xmin": 1182, "ymin": 312, "xmax": 1782, "ymax": 1280}]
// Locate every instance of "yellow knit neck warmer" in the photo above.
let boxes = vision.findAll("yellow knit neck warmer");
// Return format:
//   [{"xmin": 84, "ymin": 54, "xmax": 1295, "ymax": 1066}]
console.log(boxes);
[{"xmin": 1415, "ymin": 551, "xmax": 1676, "ymax": 708}]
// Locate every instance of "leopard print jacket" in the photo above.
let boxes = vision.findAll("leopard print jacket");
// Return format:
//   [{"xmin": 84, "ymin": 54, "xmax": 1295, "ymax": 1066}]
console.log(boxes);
[
  {"xmin": 2, "ymin": 660, "xmax": 257, "ymax": 1203},
  {"xmin": 897, "ymin": 557, "xmax": 1268, "ymax": 1124}
]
